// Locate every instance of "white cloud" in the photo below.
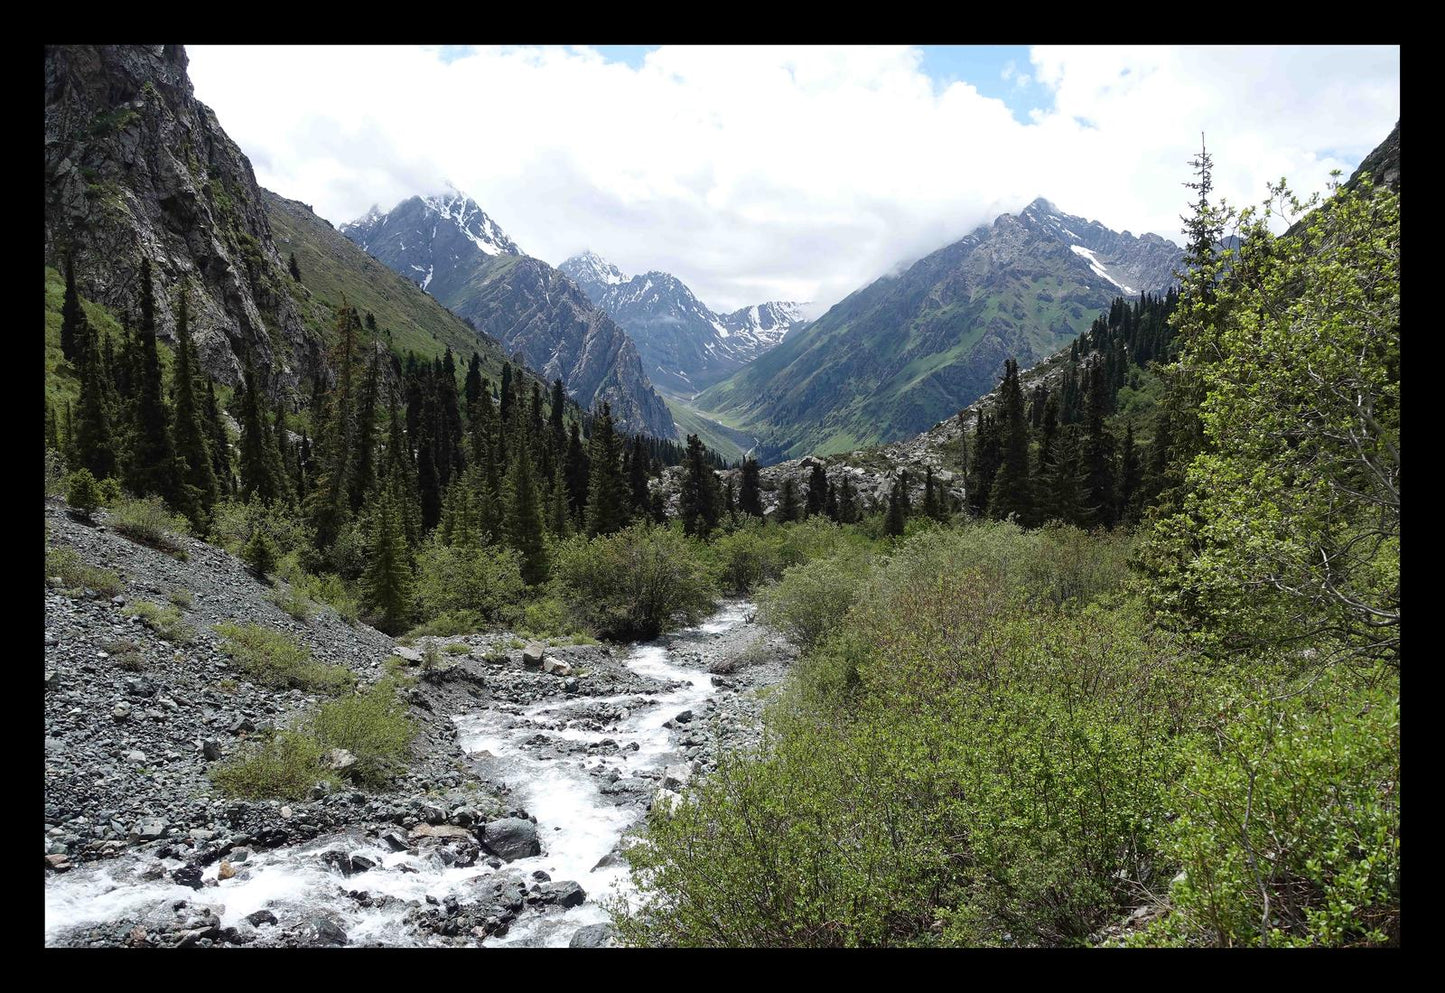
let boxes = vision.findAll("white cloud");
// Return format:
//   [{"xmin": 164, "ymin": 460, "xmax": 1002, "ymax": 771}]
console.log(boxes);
[{"xmin": 186, "ymin": 44, "xmax": 1399, "ymax": 314}]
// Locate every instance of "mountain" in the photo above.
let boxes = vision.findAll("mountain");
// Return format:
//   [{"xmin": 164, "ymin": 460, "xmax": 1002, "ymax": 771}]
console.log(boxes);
[
  {"xmin": 693, "ymin": 198, "xmax": 1182, "ymax": 461},
  {"xmin": 558, "ymin": 253, "xmax": 809, "ymax": 397},
  {"xmin": 342, "ymin": 197, "xmax": 674, "ymax": 438},
  {"xmin": 262, "ymin": 190, "xmax": 521, "ymax": 386},
  {"xmin": 44, "ymin": 44, "xmax": 317, "ymax": 389}
]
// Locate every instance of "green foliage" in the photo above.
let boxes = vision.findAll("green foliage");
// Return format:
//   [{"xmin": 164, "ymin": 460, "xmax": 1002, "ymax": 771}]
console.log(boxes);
[
  {"xmin": 552, "ymin": 524, "xmax": 716, "ymax": 641},
  {"xmin": 308, "ymin": 679, "xmax": 416, "ymax": 787},
  {"xmin": 242, "ymin": 528, "xmax": 278, "ymax": 578},
  {"xmin": 108, "ymin": 496, "xmax": 192, "ymax": 558},
  {"xmin": 167, "ymin": 588, "xmax": 193, "ymax": 610},
  {"xmin": 413, "ymin": 535, "xmax": 526, "ymax": 628},
  {"xmin": 756, "ymin": 549, "xmax": 875, "ymax": 652},
  {"xmin": 444, "ymin": 642, "xmax": 471, "ymax": 655},
  {"xmin": 65, "ymin": 469, "xmax": 102, "ymax": 520},
  {"xmin": 209, "ymin": 498, "xmax": 314, "ymax": 559},
  {"xmin": 214, "ymin": 622, "xmax": 354, "ymax": 694},
  {"xmin": 270, "ymin": 583, "xmax": 314, "ymax": 622},
  {"xmin": 123, "ymin": 601, "xmax": 195, "ymax": 644},
  {"xmin": 45, "ymin": 544, "xmax": 123, "ymax": 598},
  {"xmin": 1137, "ymin": 676, "xmax": 1399, "ymax": 947},
  {"xmin": 210, "ymin": 730, "xmax": 331, "ymax": 801}
]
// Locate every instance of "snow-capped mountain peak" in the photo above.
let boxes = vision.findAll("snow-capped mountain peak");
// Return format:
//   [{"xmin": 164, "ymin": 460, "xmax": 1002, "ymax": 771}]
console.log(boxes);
[
  {"xmin": 414, "ymin": 183, "xmax": 522, "ymax": 258},
  {"xmin": 1018, "ymin": 197, "xmax": 1179, "ymax": 298}
]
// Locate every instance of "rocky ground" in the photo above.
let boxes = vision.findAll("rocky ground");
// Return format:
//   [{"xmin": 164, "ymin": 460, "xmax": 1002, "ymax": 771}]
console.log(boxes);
[{"xmin": 44, "ymin": 498, "xmax": 795, "ymax": 947}]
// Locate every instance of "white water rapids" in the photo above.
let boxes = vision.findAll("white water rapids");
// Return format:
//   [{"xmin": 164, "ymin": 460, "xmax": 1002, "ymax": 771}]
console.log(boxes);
[{"xmin": 43, "ymin": 600, "xmax": 755, "ymax": 947}]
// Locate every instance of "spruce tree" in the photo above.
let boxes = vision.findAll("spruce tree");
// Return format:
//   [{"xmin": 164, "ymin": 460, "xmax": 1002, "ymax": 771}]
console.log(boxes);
[
  {"xmin": 678, "ymin": 434, "xmax": 721, "ymax": 537},
  {"xmin": 884, "ymin": 475, "xmax": 907, "ymax": 537},
  {"xmin": 1118, "ymin": 422, "xmax": 1143, "ymax": 526},
  {"xmin": 349, "ymin": 350, "xmax": 381, "ymax": 513},
  {"xmin": 1082, "ymin": 362, "xmax": 1117, "ymax": 527},
  {"xmin": 584, "ymin": 403, "xmax": 627, "ymax": 537},
  {"xmin": 203, "ymin": 379, "xmax": 233, "ymax": 498},
  {"xmin": 503, "ymin": 408, "xmax": 548, "ymax": 584},
  {"xmin": 169, "ymin": 287, "xmax": 218, "ymax": 525},
  {"xmin": 837, "ymin": 474, "xmax": 858, "ymax": 524},
  {"xmin": 237, "ymin": 355, "xmax": 280, "ymax": 504},
  {"xmin": 825, "ymin": 480, "xmax": 839, "ymax": 521},
  {"xmin": 288, "ymin": 252, "xmax": 301, "ymax": 281},
  {"xmin": 361, "ymin": 488, "xmax": 413, "ymax": 634},
  {"xmin": 60, "ymin": 254, "xmax": 84, "ymax": 364},
  {"xmin": 986, "ymin": 358, "xmax": 1033, "ymax": 524},
  {"xmin": 805, "ymin": 462, "xmax": 828, "ymax": 518},
  {"xmin": 72, "ymin": 313, "xmax": 117, "ymax": 481},
  {"xmin": 777, "ymin": 477, "xmax": 801, "ymax": 523},
  {"xmin": 738, "ymin": 457, "xmax": 763, "ymax": 517},
  {"xmin": 123, "ymin": 258, "xmax": 178, "ymax": 503},
  {"xmin": 306, "ymin": 306, "xmax": 362, "ymax": 546},
  {"xmin": 547, "ymin": 460, "xmax": 573, "ymax": 538}
]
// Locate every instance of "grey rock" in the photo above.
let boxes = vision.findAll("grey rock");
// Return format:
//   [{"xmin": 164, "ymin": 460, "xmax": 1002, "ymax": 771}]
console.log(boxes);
[
  {"xmin": 522, "ymin": 642, "xmax": 546, "ymax": 668},
  {"xmin": 569, "ymin": 923, "xmax": 617, "ymax": 948},
  {"xmin": 481, "ymin": 818, "xmax": 540, "ymax": 862}
]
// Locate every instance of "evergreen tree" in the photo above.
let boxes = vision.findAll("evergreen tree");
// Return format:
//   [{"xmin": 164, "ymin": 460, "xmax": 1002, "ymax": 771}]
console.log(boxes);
[
  {"xmin": 837, "ymin": 474, "xmax": 859, "ymax": 524},
  {"xmin": 237, "ymin": 355, "xmax": 281, "ymax": 504},
  {"xmin": 1118, "ymin": 423, "xmax": 1143, "ymax": 526},
  {"xmin": 564, "ymin": 420, "xmax": 589, "ymax": 524},
  {"xmin": 288, "ymin": 252, "xmax": 301, "ymax": 281},
  {"xmin": 349, "ymin": 350, "xmax": 382, "ymax": 513},
  {"xmin": 738, "ymin": 457, "xmax": 763, "ymax": 517},
  {"xmin": 547, "ymin": 460, "xmax": 573, "ymax": 539},
  {"xmin": 884, "ymin": 475, "xmax": 907, "ymax": 537},
  {"xmin": 1038, "ymin": 428, "xmax": 1090, "ymax": 526},
  {"xmin": 45, "ymin": 399, "xmax": 59, "ymax": 451},
  {"xmin": 464, "ymin": 353, "xmax": 484, "ymax": 416},
  {"xmin": 361, "ymin": 488, "xmax": 413, "ymax": 634},
  {"xmin": 123, "ymin": 258, "xmax": 177, "ymax": 503},
  {"xmin": 824, "ymin": 480, "xmax": 839, "ymax": 521},
  {"xmin": 383, "ymin": 392, "xmax": 423, "ymax": 544},
  {"xmin": 503, "ymin": 408, "xmax": 548, "ymax": 584},
  {"xmin": 1082, "ymin": 361, "xmax": 1117, "ymax": 526},
  {"xmin": 679, "ymin": 434, "xmax": 722, "ymax": 537},
  {"xmin": 203, "ymin": 379, "xmax": 233, "ymax": 498},
  {"xmin": 805, "ymin": 462, "xmax": 828, "ymax": 518},
  {"xmin": 584, "ymin": 403, "xmax": 627, "ymax": 537},
  {"xmin": 60, "ymin": 254, "xmax": 85, "ymax": 363},
  {"xmin": 306, "ymin": 306, "xmax": 363, "ymax": 546},
  {"xmin": 72, "ymin": 311, "xmax": 117, "ymax": 481},
  {"xmin": 628, "ymin": 435, "xmax": 652, "ymax": 519},
  {"xmin": 986, "ymin": 358, "xmax": 1033, "ymax": 524},
  {"xmin": 499, "ymin": 362, "xmax": 514, "ymax": 425},
  {"xmin": 169, "ymin": 287, "xmax": 219, "ymax": 525},
  {"xmin": 777, "ymin": 477, "xmax": 801, "ymax": 523}
]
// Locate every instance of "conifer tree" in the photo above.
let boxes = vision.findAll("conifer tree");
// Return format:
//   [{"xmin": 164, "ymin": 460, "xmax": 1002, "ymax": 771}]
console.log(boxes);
[
  {"xmin": 349, "ymin": 350, "xmax": 381, "ymax": 513},
  {"xmin": 287, "ymin": 252, "xmax": 301, "ymax": 281},
  {"xmin": 464, "ymin": 353, "xmax": 484, "ymax": 416},
  {"xmin": 267, "ymin": 401, "xmax": 297, "ymax": 507},
  {"xmin": 1118, "ymin": 423, "xmax": 1143, "ymax": 526},
  {"xmin": 1082, "ymin": 361, "xmax": 1117, "ymax": 527},
  {"xmin": 777, "ymin": 477, "xmax": 801, "ymax": 523},
  {"xmin": 307, "ymin": 306, "xmax": 362, "ymax": 546},
  {"xmin": 805, "ymin": 462, "xmax": 828, "ymax": 518},
  {"xmin": 169, "ymin": 287, "xmax": 218, "ymax": 525},
  {"xmin": 61, "ymin": 254, "xmax": 86, "ymax": 363},
  {"xmin": 884, "ymin": 475, "xmax": 907, "ymax": 537},
  {"xmin": 986, "ymin": 358, "xmax": 1033, "ymax": 524},
  {"xmin": 564, "ymin": 419, "xmax": 588, "ymax": 524},
  {"xmin": 824, "ymin": 480, "xmax": 839, "ymax": 521},
  {"xmin": 123, "ymin": 258, "xmax": 178, "ymax": 503},
  {"xmin": 724, "ymin": 478, "xmax": 737, "ymax": 518},
  {"xmin": 627, "ymin": 435, "xmax": 652, "ymax": 519},
  {"xmin": 361, "ymin": 487, "xmax": 413, "ymax": 634},
  {"xmin": 584, "ymin": 403, "xmax": 627, "ymax": 538},
  {"xmin": 237, "ymin": 356, "xmax": 280, "ymax": 504},
  {"xmin": 382, "ymin": 392, "xmax": 423, "ymax": 544},
  {"xmin": 1038, "ymin": 428, "xmax": 1091, "ymax": 526},
  {"xmin": 73, "ymin": 309, "xmax": 117, "ymax": 481},
  {"xmin": 45, "ymin": 399, "xmax": 59, "ymax": 452},
  {"xmin": 738, "ymin": 457, "xmax": 763, "ymax": 517},
  {"xmin": 679, "ymin": 434, "xmax": 722, "ymax": 537},
  {"xmin": 837, "ymin": 474, "xmax": 858, "ymax": 524},
  {"xmin": 503, "ymin": 407, "xmax": 548, "ymax": 584},
  {"xmin": 499, "ymin": 362, "xmax": 514, "ymax": 425},
  {"xmin": 547, "ymin": 460, "xmax": 573, "ymax": 539},
  {"xmin": 203, "ymin": 379, "xmax": 233, "ymax": 498}
]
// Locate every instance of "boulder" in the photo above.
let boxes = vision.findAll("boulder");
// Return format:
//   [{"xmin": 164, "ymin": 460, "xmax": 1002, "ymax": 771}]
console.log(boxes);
[
  {"xmin": 409, "ymin": 823, "xmax": 473, "ymax": 841},
  {"xmin": 540, "ymin": 880, "xmax": 586, "ymax": 908},
  {"xmin": 521, "ymin": 642, "xmax": 546, "ymax": 668},
  {"xmin": 217, "ymin": 860, "xmax": 236, "ymax": 880},
  {"xmin": 392, "ymin": 646, "xmax": 424, "ymax": 664},
  {"xmin": 660, "ymin": 764, "xmax": 692, "ymax": 792},
  {"xmin": 481, "ymin": 817, "xmax": 541, "ymax": 861},
  {"xmin": 245, "ymin": 909, "xmax": 278, "ymax": 928},
  {"xmin": 201, "ymin": 739, "xmax": 222, "ymax": 761},
  {"xmin": 542, "ymin": 657, "xmax": 573, "ymax": 677},
  {"xmin": 133, "ymin": 816, "xmax": 167, "ymax": 840},
  {"xmin": 569, "ymin": 923, "xmax": 617, "ymax": 947},
  {"xmin": 323, "ymin": 748, "xmax": 357, "ymax": 773}
]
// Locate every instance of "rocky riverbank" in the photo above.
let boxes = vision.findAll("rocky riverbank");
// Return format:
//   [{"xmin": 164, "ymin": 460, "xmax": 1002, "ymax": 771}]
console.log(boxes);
[{"xmin": 44, "ymin": 499, "xmax": 795, "ymax": 947}]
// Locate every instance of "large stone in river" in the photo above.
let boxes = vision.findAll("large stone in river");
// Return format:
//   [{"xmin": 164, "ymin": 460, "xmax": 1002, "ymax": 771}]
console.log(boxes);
[
  {"xmin": 569, "ymin": 923, "xmax": 617, "ymax": 947},
  {"xmin": 522, "ymin": 642, "xmax": 546, "ymax": 668},
  {"xmin": 409, "ymin": 823, "xmax": 473, "ymax": 841},
  {"xmin": 481, "ymin": 817, "xmax": 540, "ymax": 861}
]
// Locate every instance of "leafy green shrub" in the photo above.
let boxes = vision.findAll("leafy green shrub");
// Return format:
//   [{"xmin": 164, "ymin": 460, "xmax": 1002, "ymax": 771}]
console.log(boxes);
[
  {"xmin": 210, "ymin": 730, "xmax": 331, "ymax": 800},
  {"xmin": 404, "ymin": 610, "xmax": 487, "ymax": 640},
  {"xmin": 518, "ymin": 594, "xmax": 592, "ymax": 641},
  {"xmin": 270, "ymin": 584, "xmax": 314, "ymax": 622},
  {"xmin": 210, "ymin": 498, "xmax": 314, "ymax": 559},
  {"xmin": 303, "ymin": 572, "xmax": 360, "ymax": 624},
  {"xmin": 214, "ymin": 622, "xmax": 354, "ymax": 694},
  {"xmin": 710, "ymin": 522, "xmax": 787, "ymax": 593},
  {"xmin": 109, "ymin": 496, "xmax": 191, "ymax": 558},
  {"xmin": 167, "ymin": 588, "xmax": 193, "ymax": 610},
  {"xmin": 309, "ymin": 679, "xmax": 416, "ymax": 787},
  {"xmin": 65, "ymin": 469, "xmax": 102, "ymax": 520},
  {"xmin": 45, "ymin": 545, "xmax": 123, "ymax": 597},
  {"xmin": 1136, "ymin": 679, "xmax": 1399, "ymax": 947},
  {"xmin": 45, "ymin": 449, "xmax": 68, "ymax": 498},
  {"xmin": 756, "ymin": 549, "xmax": 875, "ymax": 652},
  {"xmin": 414, "ymin": 537, "xmax": 525, "ymax": 628},
  {"xmin": 444, "ymin": 642, "xmax": 471, "ymax": 655},
  {"xmin": 552, "ymin": 524, "xmax": 716, "ymax": 641},
  {"xmin": 124, "ymin": 600, "xmax": 195, "ymax": 643}
]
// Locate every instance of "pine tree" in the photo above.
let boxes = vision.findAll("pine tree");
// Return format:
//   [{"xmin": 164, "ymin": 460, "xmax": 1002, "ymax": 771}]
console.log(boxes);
[
  {"xmin": 986, "ymin": 358, "xmax": 1033, "ymax": 524},
  {"xmin": 72, "ymin": 307, "xmax": 117, "ymax": 481},
  {"xmin": 203, "ymin": 379, "xmax": 233, "ymax": 498},
  {"xmin": 1118, "ymin": 423, "xmax": 1143, "ymax": 526},
  {"xmin": 1038, "ymin": 427, "xmax": 1090, "ymax": 526},
  {"xmin": 1082, "ymin": 361, "xmax": 1117, "ymax": 526},
  {"xmin": 884, "ymin": 475, "xmax": 907, "ymax": 537},
  {"xmin": 288, "ymin": 253, "xmax": 301, "ymax": 281},
  {"xmin": 503, "ymin": 408, "xmax": 548, "ymax": 584},
  {"xmin": 584, "ymin": 404, "xmax": 627, "ymax": 537},
  {"xmin": 464, "ymin": 353, "xmax": 484, "ymax": 416},
  {"xmin": 382, "ymin": 392, "xmax": 423, "ymax": 545},
  {"xmin": 361, "ymin": 488, "xmax": 413, "ymax": 634},
  {"xmin": 60, "ymin": 254, "xmax": 84, "ymax": 364},
  {"xmin": 237, "ymin": 355, "xmax": 280, "ymax": 504},
  {"xmin": 169, "ymin": 287, "xmax": 218, "ymax": 525},
  {"xmin": 306, "ymin": 306, "xmax": 362, "ymax": 546},
  {"xmin": 777, "ymin": 477, "xmax": 801, "ymax": 523},
  {"xmin": 738, "ymin": 457, "xmax": 763, "ymax": 517},
  {"xmin": 547, "ymin": 460, "xmax": 573, "ymax": 538},
  {"xmin": 679, "ymin": 434, "xmax": 721, "ymax": 537},
  {"xmin": 123, "ymin": 258, "xmax": 177, "ymax": 503},
  {"xmin": 628, "ymin": 435, "xmax": 652, "ymax": 519},
  {"xmin": 564, "ymin": 420, "xmax": 588, "ymax": 525},
  {"xmin": 805, "ymin": 462, "xmax": 828, "ymax": 518},
  {"xmin": 837, "ymin": 474, "xmax": 859, "ymax": 524},
  {"xmin": 349, "ymin": 350, "xmax": 381, "ymax": 513}
]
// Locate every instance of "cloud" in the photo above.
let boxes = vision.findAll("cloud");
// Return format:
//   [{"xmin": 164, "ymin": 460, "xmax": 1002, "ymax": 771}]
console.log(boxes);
[{"xmin": 186, "ymin": 44, "xmax": 1399, "ymax": 314}]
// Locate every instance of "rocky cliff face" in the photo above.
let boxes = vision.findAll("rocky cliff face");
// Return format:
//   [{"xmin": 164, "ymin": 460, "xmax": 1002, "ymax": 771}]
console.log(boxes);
[
  {"xmin": 559, "ymin": 254, "xmax": 808, "ymax": 397},
  {"xmin": 343, "ymin": 197, "xmax": 674, "ymax": 439},
  {"xmin": 694, "ymin": 198, "xmax": 1181, "ymax": 461},
  {"xmin": 43, "ymin": 45, "xmax": 317, "ymax": 390}
]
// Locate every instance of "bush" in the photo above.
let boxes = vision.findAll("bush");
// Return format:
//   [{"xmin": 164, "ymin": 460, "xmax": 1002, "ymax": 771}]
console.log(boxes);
[
  {"xmin": 167, "ymin": 588, "xmax": 193, "ymax": 610},
  {"xmin": 45, "ymin": 544, "xmax": 123, "ymax": 597},
  {"xmin": 1136, "ymin": 677, "xmax": 1399, "ymax": 947},
  {"xmin": 45, "ymin": 449, "xmax": 68, "ymax": 498},
  {"xmin": 243, "ymin": 528, "xmax": 278, "ymax": 578},
  {"xmin": 65, "ymin": 469, "xmax": 102, "ymax": 520},
  {"xmin": 309, "ymin": 679, "xmax": 416, "ymax": 786},
  {"xmin": 109, "ymin": 496, "xmax": 191, "ymax": 558},
  {"xmin": 710, "ymin": 522, "xmax": 787, "ymax": 593},
  {"xmin": 404, "ymin": 610, "xmax": 489, "ymax": 640},
  {"xmin": 214, "ymin": 622, "xmax": 354, "ymax": 694},
  {"xmin": 755, "ymin": 548, "xmax": 875, "ymax": 652},
  {"xmin": 552, "ymin": 524, "xmax": 716, "ymax": 641},
  {"xmin": 444, "ymin": 642, "xmax": 471, "ymax": 655},
  {"xmin": 414, "ymin": 537, "xmax": 526, "ymax": 628},
  {"xmin": 123, "ymin": 600, "xmax": 195, "ymax": 643},
  {"xmin": 209, "ymin": 499, "xmax": 314, "ymax": 559},
  {"xmin": 303, "ymin": 572, "xmax": 360, "ymax": 624},
  {"xmin": 270, "ymin": 584, "xmax": 314, "ymax": 622},
  {"xmin": 210, "ymin": 730, "xmax": 331, "ymax": 800}
]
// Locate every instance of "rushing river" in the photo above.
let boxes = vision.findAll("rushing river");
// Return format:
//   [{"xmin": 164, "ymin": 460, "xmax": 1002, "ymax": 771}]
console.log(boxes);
[{"xmin": 44, "ymin": 601, "xmax": 755, "ymax": 947}]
